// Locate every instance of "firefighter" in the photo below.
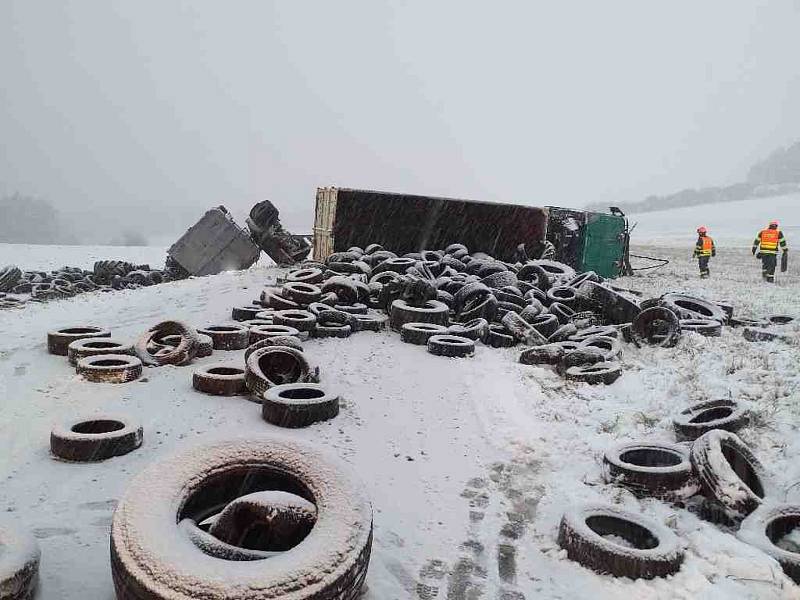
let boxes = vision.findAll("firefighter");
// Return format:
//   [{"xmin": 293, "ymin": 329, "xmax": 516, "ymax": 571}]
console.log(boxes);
[
  {"xmin": 752, "ymin": 220, "xmax": 788, "ymax": 283},
  {"xmin": 692, "ymin": 226, "xmax": 715, "ymax": 278}
]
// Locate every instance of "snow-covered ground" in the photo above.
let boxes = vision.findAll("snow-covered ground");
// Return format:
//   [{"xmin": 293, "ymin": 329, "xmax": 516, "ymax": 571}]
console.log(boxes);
[
  {"xmin": 1, "ymin": 242, "xmax": 799, "ymax": 599},
  {"xmin": 631, "ymin": 192, "xmax": 800, "ymax": 247}
]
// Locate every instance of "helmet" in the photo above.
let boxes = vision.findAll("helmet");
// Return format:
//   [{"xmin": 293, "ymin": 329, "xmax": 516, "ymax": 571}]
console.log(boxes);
[
  {"xmin": 770, "ymin": 220, "xmax": 779, "ymax": 227},
  {"xmin": 697, "ymin": 226, "xmax": 707, "ymax": 234}
]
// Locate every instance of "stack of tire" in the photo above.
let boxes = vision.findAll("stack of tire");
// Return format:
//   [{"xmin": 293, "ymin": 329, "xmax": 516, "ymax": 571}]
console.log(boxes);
[{"xmin": 559, "ymin": 394, "xmax": 800, "ymax": 584}]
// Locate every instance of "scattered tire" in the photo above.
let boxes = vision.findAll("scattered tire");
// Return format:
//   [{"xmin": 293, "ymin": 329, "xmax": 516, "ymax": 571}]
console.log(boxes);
[
  {"xmin": 249, "ymin": 324, "xmax": 302, "ymax": 344},
  {"xmin": 730, "ymin": 317, "xmax": 769, "ymax": 328},
  {"xmin": 519, "ymin": 343, "xmax": 565, "ymax": 365},
  {"xmin": 285, "ymin": 267, "xmax": 325, "ymax": 284},
  {"xmin": 0, "ymin": 517, "xmax": 40, "ymax": 600},
  {"xmin": 548, "ymin": 323, "xmax": 578, "ymax": 343},
  {"xmin": 193, "ymin": 365, "xmax": 247, "ymax": 396},
  {"xmin": 485, "ymin": 324, "xmax": 516, "ymax": 348},
  {"xmin": 273, "ymin": 310, "xmax": 318, "ymax": 333},
  {"xmin": 447, "ymin": 318, "xmax": 489, "ymax": 341},
  {"xmin": 51, "ymin": 414, "xmax": 143, "ymax": 461},
  {"xmin": 570, "ymin": 325, "xmax": 619, "ymax": 342},
  {"xmin": 565, "ymin": 362, "xmax": 622, "ymax": 385},
  {"xmin": 110, "ymin": 438, "xmax": 372, "ymax": 600},
  {"xmin": 576, "ymin": 281, "xmax": 641, "ymax": 325},
  {"xmin": 0, "ymin": 265, "xmax": 22, "ymax": 293},
  {"xmin": 244, "ymin": 336, "xmax": 304, "ymax": 362},
  {"xmin": 401, "ymin": 322, "xmax": 449, "ymax": 345},
  {"xmin": 680, "ymin": 319, "xmax": 722, "ymax": 337},
  {"xmin": 427, "ymin": 335, "xmax": 475, "ymax": 358},
  {"xmin": 231, "ymin": 305, "xmax": 263, "ymax": 321},
  {"xmin": 631, "ymin": 307, "xmax": 681, "ymax": 348},
  {"xmin": 281, "ymin": 282, "xmax": 322, "ymax": 304},
  {"xmin": 313, "ymin": 323, "xmax": 353, "ymax": 339},
  {"xmin": 245, "ymin": 346, "xmax": 311, "ymax": 398},
  {"xmin": 660, "ymin": 293, "xmax": 726, "ymax": 322},
  {"xmin": 389, "ymin": 299, "xmax": 449, "ymax": 332},
  {"xmin": 768, "ymin": 315, "xmax": 795, "ymax": 325},
  {"xmin": 547, "ymin": 286, "xmax": 578, "ymax": 307},
  {"xmin": 136, "ymin": 321, "xmax": 200, "ymax": 366},
  {"xmin": 352, "ymin": 313, "xmax": 388, "ymax": 332},
  {"xmin": 549, "ymin": 302, "xmax": 576, "ymax": 324},
  {"xmin": 603, "ymin": 442, "xmax": 699, "ymax": 500},
  {"xmin": 578, "ymin": 335, "xmax": 623, "ymax": 361},
  {"xmin": 76, "ymin": 354, "xmax": 143, "ymax": 383},
  {"xmin": 738, "ymin": 503, "xmax": 800, "ymax": 584},
  {"xmin": 47, "ymin": 326, "xmax": 111, "ymax": 356},
  {"xmin": 67, "ymin": 338, "xmax": 135, "ymax": 366},
  {"xmin": 557, "ymin": 505, "xmax": 684, "ymax": 579},
  {"xmin": 691, "ymin": 429, "xmax": 769, "ymax": 521},
  {"xmin": 530, "ymin": 313, "xmax": 560, "ymax": 337},
  {"xmin": 673, "ymin": 399, "xmax": 750, "ymax": 441},
  {"xmin": 197, "ymin": 324, "xmax": 250, "ymax": 351},
  {"xmin": 262, "ymin": 383, "xmax": 340, "ymax": 428},
  {"xmin": 743, "ymin": 327, "xmax": 788, "ymax": 343}
]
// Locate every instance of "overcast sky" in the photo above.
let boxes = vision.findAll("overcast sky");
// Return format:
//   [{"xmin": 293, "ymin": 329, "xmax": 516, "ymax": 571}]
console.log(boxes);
[{"xmin": 2, "ymin": 1, "xmax": 799, "ymax": 240}]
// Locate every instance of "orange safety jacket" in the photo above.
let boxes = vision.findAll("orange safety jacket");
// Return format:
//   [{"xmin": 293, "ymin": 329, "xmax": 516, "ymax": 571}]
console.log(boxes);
[
  {"xmin": 693, "ymin": 235, "xmax": 715, "ymax": 258},
  {"xmin": 753, "ymin": 228, "xmax": 787, "ymax": 255}
]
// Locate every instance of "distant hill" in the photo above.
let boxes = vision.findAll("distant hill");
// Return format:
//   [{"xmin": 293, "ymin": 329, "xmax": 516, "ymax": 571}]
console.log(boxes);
[{"xmin": 587, "ymin": 140, "xmax": 800, "ymax": 214}]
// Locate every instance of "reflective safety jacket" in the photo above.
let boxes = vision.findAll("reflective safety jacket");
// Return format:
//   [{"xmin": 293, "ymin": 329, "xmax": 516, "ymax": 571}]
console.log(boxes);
[
  {"xmin": 693, "ymin": 235, "xmax": 715, "ymax": 258},
  {"xmin": 752, "ymin": 228, "xmax": 788, "ymax": 255}
]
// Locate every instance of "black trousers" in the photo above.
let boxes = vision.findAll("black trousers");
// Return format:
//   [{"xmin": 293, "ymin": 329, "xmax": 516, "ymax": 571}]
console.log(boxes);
[
  {"xmin": 698, "ymin": 256, "xmax": 710, "ymax": 276},
  {"xmin": 761, "ymin": 253, "xmax": 777, "ymax": 282}
]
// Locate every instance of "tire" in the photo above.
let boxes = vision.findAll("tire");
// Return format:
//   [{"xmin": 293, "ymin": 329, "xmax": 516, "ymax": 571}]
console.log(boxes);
[
  {"xmin": 447, "ymin": 318, "xmax": 489, "ymax": 341},
  {"xmin": 517, "ymin": 263, "xmax": 551, "ymax": 291},
  {"xmin": 485, "ymin": 324, "xmax": 516, "ymax": 348},
  {"xmin": 458, "ymin": 292, "xmax": 498, "ymax": 323},
  {"xmin": 546, "ymin": 286, "xmax": 578, "ymax": 307},
  {"xmin": 557, "ymin": 348, "xmax": 606, "ymax": 374},
  {"xmin": 282, "ymin": 282, "xmax": 323, "ymax": 304},
  {"xmin": 660, "ymin": 293, "xmax": 726, "ymax": 322},
  {"xmin": 481, "ymin": 271, "xmax": 518, "ymax": 290},
  {"xmin": 154, "ymin": 334, "xmax": 213, "ymax": 358},
  {"xmin": 68, "ymin": 339, "xmax": 135, "ymax": 366},
  {"xmin": 285, "ymin": 267, "xmax": 325, "ymax": 284},
  {"xmin": 738, "ymin": 503, "xmax": 800, "ymax": 584},
  {"xmin": 136, "ymin": 321, "xmax": 200, "ymax": 366},
  {"xmin": 427, "ymin": 335, "xmax": 475, "ymax": 357},
  {"xmin": 631, "ymin": 307, "xmax": 681, "ymax": 348},
  {"xmin": 313, "ymin": 324, "xmax": 353, "ymax": 339},
  {"xmin": 548, "ymin": 302, "xmax": 575, "ymax": 324},
  {"xmin": 603, "ymin": 442, "xmax": 699, "ymax": 500},
  {"xmin": 557, "ymin": 505, "xmax": 684, "ymax": 579},
  {"xmin": 193, "ymin": 365, "xmax": 247, "ymax": 396},
  {"xmin": 334, "ymin": 303, "xmax": 369, "ymax": 315},
  {"xmin": 548, "ymin": 323, "xmax": 578, "ymax": 343},
  {"xmin": 565, "ymin": 362, "xmax": 622, "ymax": 384},
  {"xmin": 351, "ymin": 313, "xmax": 388, "ymax": 332},
  {"xmin": 77, "ymin": 354, "xmax": 143, "ymax": 383},
  {"xmin": 500, "ymin": 311, "xmax": 548, "ymax": 345},
  {"xmin": 453, "ymin": 282, "xmax": 490, "ymax": 313},
  {"xmin": 743, "ymin": 327, "xmax": 788, "ymax": 343},
  {"xmin": 691, "ymin": 430, "xmax": 770, "ymax": 521},
  {"xmin": 245, "ymin": 346, "xmax": 310, "ymax": 398},
  {"xmin": 389, "ymin": 299, "xmax": 449, "ymax": 332},
  {"xmin": 672, "ymin": 398, "xmax": 750, "ymax": 441},
  {"xmin": 679, "ymin": 319, "xmax": 722, "ymax": 337},
  {"xmin": 249, "ymin": 324, "xmax": 302, "ymax": 345},
  {"xmin": 110, "ymin": 438, "xmax": 372, "ymax": 600},
  {"xmin": 47, "ymin": 326, "xmax": 111, "ymax": 356},
  {"xmin": 197, "ymin": 325, "xmax": 250, "ymax": 351},
  {"xmin": 0, "ymin": 517, "xmax": 40, "ymax": 600},
  {"xmin": 768, "ymin": 315, "xmax": 795, "ymax": 325},
  {"xmin": 576, "ymin": 281, "xmax": 641, "ymax": 325},
  {"xmin": 0, "ymin": 265, "xmax": 22, "ymax": 292},
  {"xmin": 578, "ymin": 335, "xmax": 623, "ymax": 361},
  {"xmin": 530, "ymin": 313, "xmax": 559, "ymax": 337},
  {"xmin": 51, "ymin": 414, "xmax": 143, "ymax": 461},
  {"xmin": 519, "ymin": 303, "xmax": 543, "ymax": 323},
  {"xmin": 519, "ymin": 343, "xmax": 565, "ymax": 365},
  {"xmin": 569, "ymin": 325, "xmax": 619, "ymax": 342},
  {"xmin": 273, "ymin": 310, "xmax": 318, "ymax": 333},
  {"xmin": 321, "ymin": 276, "xmax": 359, "ymax": 304},
  {"xmin": 262, "ymin": 383, "xmax": 340, "ymax": 428},
  {"xmin": 529, "ymin": 260, "xmax": 576, "ymax": 282},
  {"xmin": 401, "ymin": 322, "xmax": 449, "ymax": 345},
  {"xmin": 245, "ymin": 336, "xmax": 304, "ymax": 362},
  {"xmin": 262, "ymin": 290, "xmax": 300, "ymax": 311},
  {"xmin": 231, "ymin": 306, "xmax": 264, "ymax": 321}
]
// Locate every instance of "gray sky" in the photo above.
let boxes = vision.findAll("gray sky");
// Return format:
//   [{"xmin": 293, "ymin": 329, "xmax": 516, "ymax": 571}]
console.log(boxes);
[{"xmin": 2, "ymin": 0, "xmax": 799, "ymax": 242}]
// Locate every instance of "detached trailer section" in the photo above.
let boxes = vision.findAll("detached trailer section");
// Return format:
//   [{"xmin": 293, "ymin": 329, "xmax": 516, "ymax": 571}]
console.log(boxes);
[{"xmin": 313, "ymin": 187, "xmax": 628, "ymax": 278}]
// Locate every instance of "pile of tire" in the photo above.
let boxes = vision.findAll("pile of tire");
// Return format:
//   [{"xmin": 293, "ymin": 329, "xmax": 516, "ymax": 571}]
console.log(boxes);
[{"xmin": 0, "ymin": 260, "xmax": 188, "ymax": 310}]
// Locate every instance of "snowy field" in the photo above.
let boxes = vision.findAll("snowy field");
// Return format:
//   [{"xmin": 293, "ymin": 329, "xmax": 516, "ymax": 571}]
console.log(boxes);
[
  {"xmin": 630, "ymin": 192, "xmax": 800, "ymax": 247},
  {"xmin": 1, "ymin": 242, "xmax": 800, "ymax": 599}
]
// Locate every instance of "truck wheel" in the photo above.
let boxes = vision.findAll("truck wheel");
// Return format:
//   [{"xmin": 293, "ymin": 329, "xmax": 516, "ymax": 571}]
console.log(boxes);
[{"xmin": 51, "ymin": 414, "xmax": 142, "ymax": 461}]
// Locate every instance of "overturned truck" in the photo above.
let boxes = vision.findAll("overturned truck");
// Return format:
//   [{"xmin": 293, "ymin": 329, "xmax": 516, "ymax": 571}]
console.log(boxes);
[{"xmin": 313, "ymin": 187, "xmax": 630, "ymax": 278}]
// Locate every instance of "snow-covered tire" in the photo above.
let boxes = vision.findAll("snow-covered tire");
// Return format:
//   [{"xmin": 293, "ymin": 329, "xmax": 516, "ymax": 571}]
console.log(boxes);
[
  {"xmin": 427, "ymin": 335, "xmax": 475, "ymax": 358},
  {"xmin": 565, "ymin": 362, "xmax": 622, "ymax": 385},
  {"xmin": 519, "ymin": 343, "xmax": 565, "ymax": 365},
  {"xmin": 67, "ymin": 339, "xmax": 135, "ymax": 366},
  {"xmin": 577, "ymin": 281, "xmax": 641, "ymax": 325},
  {"xmin": 529, "ymin": 313, "xmax": 560, "ymax": 337},
  {"xmin": 244, "ymin": 336, "xmax": 304, "ymax": 362},
  {"xmin": 196, "ymin": 325, "xmax": 250, "ymax": 351},
  {"xmin": 517, "ymin": 263, "xmax": 551, "ymax": 290},
  {"xmin": 389, "ymin": 299, "xmax": 449, "ymax": 332},
  {"xmin": 313, "ymin": 323, "xmax": 353, "ymax": 339},
  {"xmin": 743, "ymin": 327, "xmax": 788, "ymax": 343},
  {"xmin": 673, "ymin": 399, "xmax": 750, "ymax": 441},
  {"xmin": 501, "ymin": 311, "xmax": 548, "ymax": 345},
  {"xmin": 136, "ymin": 321, "xmax": 199, "ymax": 366},
  {"xmin": 400, "ymin": 323, "xmax": 449, "ymax": 345},
  {"xmin": 154, "ymin": 334, "xmax": 213, "ymax": 359},
  {"xmin": 262, "ymin": 383, "xmax": 340, "ymax": 428},
  {"xmin": 690, "ymin": 430, "xmax": 769, "ymax": 521},
  {"xmin": 249, "ymin": 324, "xmax": 302, "ymax": 345},
  {"xmin": 631, "ymin": 307, "xmax": 681, "ymax": 348},
  {"xmin": 0, "ymin": 265, "xmax": 22, "ymax": 292},
  {"xmin": 660, "ymin": 293, "xmax": 726, "ymax": 322},
  {"xmin": 603, "ymin": 442, "xmax": 699, "ymax": 500},
  {"xmin": 738, "ymin": 503, "xmax": 800, "ymax": 584},
  {"xmin": 231, "ymin": 306, "xmax": 263, "ymax": 322},
  {"xmin": 768, "ymin": 315, "xmax": 795, "ymax": 325},
  {"xmin": 481, "ymin": 271, "xmax": 518, "ymax": 290},
  {"xmin": 245, "ymin": 346, "xmax": 310, "ymax": 398},
  {"xmin": 548, "ymin": 323, "xmax": 578, "ymax": 343},
  {"xmin": 548, "ymin": 302, "xmax": 575, "ymax": 324},
  {"xmin": 47, "ymin": 326, "xmax": 111, "ymax": 356},
  {"xmin": 547, "ymin": 286, "xmax": 578, "ymax": 307},
  {"xmin": 262, "ymin": 291, "xmax": 300, "ymax": 311},
  {"xmin": 570, "ymin": 325, "xmax": 619, "ymax": 342},
  {"xmin": 281, "ymin": 282, "xmax": 322, "ymax": 305},
  {"xmin": 447, "ymin": 318, "xmax": 489, "ymax": 341},
  {"xmin": 0, "ymin": 517, "xmax": 40, "ymax": 599},
  {"xmin": 578, "ymin": 335, "xmax": 622, "ymax": 361},
  {"xmin": 110, "ymin": 438, "xmax": 373, "ymax": 600},
  {"xmin": 286, "ymin": 267, "xmax": 325, "ymax": 284},
  {"xmin": 321, "ymin": 276, "xmax": 359, "ymax": 305},
  {"xmin": 557, "ymin": 505, "xmax": 684, "ymax": 579},
  {"xmin": 680, "ymin": 319, "xmax": 722, "ymax": 337},
  {"xmin": 273, "ymin": 310, "xmax": 317, "ymax": 333},
  {"xmin": 50, "ymin": 414, "xmax": 143, "ymax": 462},
  {"xmin": 485, "ymin": 324, "xmax": 516, "ymax": 348},
  {"xmin": 193, "ymin": 365, "xmax": 247, "ymax": 396},
  {"xmin": 333, "ymin": 303, "xmax": 369, "ymax": 315},
  {"xmin": 729, "ymin": 317, "xmax": 769, "ymax": 329},
  {"xmin": 351, "ymin": 313, "xmax": 388, "ymax": 332},
  {"xmin": 77, "ymin": 354, "xmax": 143, "ymax": 383}
]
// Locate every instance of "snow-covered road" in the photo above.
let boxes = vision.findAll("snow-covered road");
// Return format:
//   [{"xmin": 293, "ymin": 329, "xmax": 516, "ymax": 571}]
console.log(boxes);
[{"xmin": 1, "ymin": 244, "xmax": 800, "ymax": 599}]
